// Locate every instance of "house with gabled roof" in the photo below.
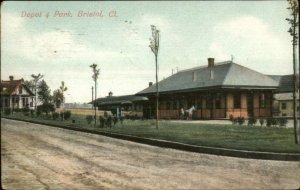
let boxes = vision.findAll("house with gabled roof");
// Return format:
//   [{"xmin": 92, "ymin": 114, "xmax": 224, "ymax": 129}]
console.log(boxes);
[
  {"xmin": 1, "ymin": 76, "xmax": 35, "ymax": 111},
  {"xmin": 269, "ymin": 74, "xmax": 300, "ymax": 117},
  {"xmin": 136, "ymin": 58, "xmax": 279, "ymax": 119}
]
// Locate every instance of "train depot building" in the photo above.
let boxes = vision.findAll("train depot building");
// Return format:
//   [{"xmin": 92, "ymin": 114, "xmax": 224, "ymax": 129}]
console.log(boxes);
[{"xmin": 94, "ymin": 58, "xmax": 296, "ymax": 120}]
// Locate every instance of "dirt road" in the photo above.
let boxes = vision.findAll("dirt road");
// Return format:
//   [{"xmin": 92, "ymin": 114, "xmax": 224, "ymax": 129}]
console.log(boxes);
[{"xmin": 1, "ymin": 118, "xmax": 300, "ymax": 189}]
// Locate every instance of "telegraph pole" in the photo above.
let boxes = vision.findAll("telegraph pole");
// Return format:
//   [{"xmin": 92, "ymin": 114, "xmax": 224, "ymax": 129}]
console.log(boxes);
[
  {"xmin": 287, "ymin": 0, "xmax": 299, "ymax": 144},
  {"xmin": 149, "ymin": 25, "xmax": 160, "ymax": 129},
  {"xmin": 90, "ymin": 64, "xmax": 100, "ymax": 127}
]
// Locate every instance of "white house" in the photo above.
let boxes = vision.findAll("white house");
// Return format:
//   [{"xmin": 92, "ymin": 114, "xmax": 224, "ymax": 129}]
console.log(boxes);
[{"xmin": 1, "ymin": 76, "xmax": 35, "ymax": 111}]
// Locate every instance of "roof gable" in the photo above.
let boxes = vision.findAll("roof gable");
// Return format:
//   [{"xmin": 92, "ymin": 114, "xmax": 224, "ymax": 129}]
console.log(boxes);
[{"xmin": 1, "ymin": 79, "xmax": 34, "ymax": 96}]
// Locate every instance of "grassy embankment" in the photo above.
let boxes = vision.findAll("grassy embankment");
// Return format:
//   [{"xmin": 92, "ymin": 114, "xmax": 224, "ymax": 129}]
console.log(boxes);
[{"xmin": 2, "ymin": 112, "xmax": 300, "ymax": 154}]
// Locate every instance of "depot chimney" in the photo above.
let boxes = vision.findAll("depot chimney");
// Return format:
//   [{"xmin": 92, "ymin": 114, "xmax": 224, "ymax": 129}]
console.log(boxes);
[
  {"xmin": 108, "ymin": 91, "xmax": 113, "ymax": 97},
  {"xmin": 208, "ymin": 58, "xmax": 214, "ymax": 67},
  {"xmin": 149, "ymin": 82, "xmax": 153, "ymax": 87},
  {"xmin": 9, "ymin": 76, "xmax": 14, "ymax": 81}
]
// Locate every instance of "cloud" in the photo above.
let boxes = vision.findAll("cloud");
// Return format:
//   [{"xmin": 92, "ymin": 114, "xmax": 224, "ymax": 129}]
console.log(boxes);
[
  {"xmin": 209, "ymin": 15, "xmax": 292, "ymax": 73},
  {"xmin": 1, "ymin": 13, "xmax": 126, "ymax": 63}
]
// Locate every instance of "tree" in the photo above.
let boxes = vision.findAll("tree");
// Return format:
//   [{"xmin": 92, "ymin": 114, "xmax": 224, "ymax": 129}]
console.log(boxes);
[
  {"xmin": 286, "ymin": 0, "xmax": 299, "ymax": 144},
  {"xmin": 52, "ymin": 89, "xmax": 63, "ymax": 108},
  {"xmin": 59, "ymin": 81, "xmax": 68, "ymax": 120},
  {"xmin": 37, "ymin": 79, "xmax": 52, "ymax": 104}
]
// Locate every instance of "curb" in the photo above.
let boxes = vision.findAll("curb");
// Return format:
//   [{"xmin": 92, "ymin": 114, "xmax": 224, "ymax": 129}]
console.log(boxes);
[{"xmin": 2, "ymin": 117, "xmax": 300, "ymax": 161}]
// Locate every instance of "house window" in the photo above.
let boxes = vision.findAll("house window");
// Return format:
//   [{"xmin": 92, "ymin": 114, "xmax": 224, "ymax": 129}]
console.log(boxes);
[
  {"xmin": 22, "ymin": 97, "xmax": 26, "ymax": 107},
  {"xmin": 260, "ymin": 93, "xmax": 265, "ymax": 108},
  {"xmin": 215, "ymin": 93, "xmax": 221, "ymax": 109},
  {"xmin": 281, "ymin": 102, "xmax": 287, "ymax": 110},
  {"xmin": 233, "ymin": 93, "xmax": 241, "ymax": 109}
]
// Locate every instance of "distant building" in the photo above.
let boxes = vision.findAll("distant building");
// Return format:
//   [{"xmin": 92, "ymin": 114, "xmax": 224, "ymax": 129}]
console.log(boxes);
[
  {"xmin": 273, "ymin": 93, "xmax": 299, "ymax": 117},
  {"xmin": 1, "ymin": 76, "xmax": 35, "ymax": 111},
  {"xmin": 270, "ymin": 74, "xmax": 300, "ymax": 117},
  {"xmin": 92, "ymin": 92, "xmax": 148, "ymax": 117}
]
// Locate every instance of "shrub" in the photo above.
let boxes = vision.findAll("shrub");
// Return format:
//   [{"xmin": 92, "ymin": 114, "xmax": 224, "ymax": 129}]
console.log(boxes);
[
  {"xmin": 271, "ymin": 118, "xmax": 279, "ymax": 127},
  {"xmin": 4, "ymin": 108, "xmax": 11, "ymax": 115},
  {"xmin": 247, "ymin": 117, "xmax": 257, "ymax": 126},
  {"xmin": 278, "ymin": 118, "xmax": 288, "ymax": 127},
  {"xmin": 86, "ymin": 115, "xmax": 93, "ymax": 125},
  {"xmin": 37, "ymin": 103, "xmax": 55, "ymax": 115},
  {"xmin": 99, "ymin": 116, "xmax": 106, "ymax": 128},
  {"xmin": 266, "ymin": 118, "xmax": 273, "ymax": 127},
  {"xmin": 14, "ymin": 108, "xmax": 21, "ymax": 112},
  {"xmin": 30, "ymin": 110, "xmax": 34, "ymax": 117},
  {"xmin": 23, "ymin": 112, "xmax": 30, "ymax": 116},
  {"xmin": 106, "ymin": 116, "xmax": 112, "ymax": 128},
  {"xmin": 64, "ymin": 111, "xmax": 71, "ymax": 120},
  {"xmin": 120, "ymin": 116, "xmax": 124, "ymax": 125},
  {"xmin": 22, "ymin": 107, "xmax": 30, "ymax": 113},
  {"xmin": 112, "ymin": 116, "xmax": 118, "ymax": 126},
  {"xmin": 52, "ymin": 112, "xmax": 59, "ymax": 120},
  {"xmin": 36, "ymin": 110, "xmax": 42, "ymax": 117},
  {"xmin": 259, "ymin": 118, "xmax": 265, "ymax": 126},
  {"xmin": 237, "ymin": 117, "xmax": 245, "ymax": 126}
]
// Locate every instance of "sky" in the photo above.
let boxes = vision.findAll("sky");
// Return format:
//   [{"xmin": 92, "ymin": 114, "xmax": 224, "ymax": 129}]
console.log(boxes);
[{"xmin": 1, "ymin": 1, "xmax": 298, "ymax": 103}]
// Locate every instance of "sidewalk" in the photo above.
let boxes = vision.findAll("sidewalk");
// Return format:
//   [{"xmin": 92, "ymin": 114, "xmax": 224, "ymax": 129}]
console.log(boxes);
[{"xmin": 169, "ymin": 119, "xmax": 299, "ymax": 128}]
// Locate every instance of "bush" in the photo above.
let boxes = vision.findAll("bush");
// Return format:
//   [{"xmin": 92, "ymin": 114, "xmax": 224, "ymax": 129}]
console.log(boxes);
[
  {"xmin": 37, "ymin": 103, "xmax": 55, "ymax": 115},
  {"xmin": 52, "ymin": 112, "xmax": 59, "ymax": 120},
  {"xmin": 23, "ymin": 112, "xmax": 30, "ymax": 116},
  {"xmin": 4, "ymin": 108, "xmax": 11, "ymax": 115},
  {"xmin": 247, "ymin": 117, "xmax": 257, "ymax": 126},
  {"xmin": 99, "ymin": 116, "xmax": 106, "ymax": 128},
  {"xmin": 36, "ymin": 110, "xmax": 42, "ymax": 117},
  {"xmin": 86, "ymin": 115, "xmax": 93, "ymax": 125},
  {"xmin": 259, "ymin": 118, "xmax": 265, "ymax": 126},
  {"xmin": 64, "ymin": 111, "xmax": 71, "ymax": 120},
  {"xmin": 113, "ymin": 116, "xmax": 118, "ymax": 126},
  {"xmin": 266, "ymin": 118, "xmax": 273, "ymax": 127},
  {"xmin": 22, "ymin": 107, "xmax": 30, "ymax": 113},
  {"xmin": 30, "ymin": 110, "xmax": 34, "ymax": 117},
  {"xmin": 14, "ymin": 108, "xmax": 22, "ymax": 112},
  {"xmin": 120, "ymin": 116, "xmax": 124, "ymax": 125},
  {"xmin": 271, "ymin": 118, "xmax": 279, "ymax": 127},
  {"xmin": 278, "ymin": 118, "xmax": 288, "ymax": 127},
  {"xmin": 106, "ymin": 116, "xmax": 112, "ymax": 128},
  {"xmin": 237, "ymin": 117, "xmax": 245, "ymax": 126}
]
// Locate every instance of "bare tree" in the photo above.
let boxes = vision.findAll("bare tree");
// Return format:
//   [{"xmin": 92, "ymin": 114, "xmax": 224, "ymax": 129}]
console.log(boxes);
[
  {"xmin": 31, "ymin": 74, "xmax": 43, "ymax": 112},
  {"xmin": 286, "ymin": 0, "xmax": 299, "ymax": 144},
  {"xmin": 149, "ymin": 25, "xmax": 160, "ymax": 130},
  {"xmin": 59, "ymin": 81, "xmax": 68, "ymax": 120}
]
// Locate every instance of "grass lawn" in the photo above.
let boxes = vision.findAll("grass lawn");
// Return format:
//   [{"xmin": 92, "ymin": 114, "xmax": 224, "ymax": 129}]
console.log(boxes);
[{"xmin": 2, "ymin": 112, "xmax": 300, "ymax": 154}]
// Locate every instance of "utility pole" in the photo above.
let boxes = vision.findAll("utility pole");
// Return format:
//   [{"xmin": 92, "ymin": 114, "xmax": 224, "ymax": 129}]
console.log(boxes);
[
  {"xmin": 286, "ymin": 0, "xmax": 299, "ymax": 144},
  {"xmin": 149, "ymin": 25, "xmax": 160, "ymax": 130},
  {"xmin": 90, "ymin": 63, "xmax": 100, "ymax": 127},
  {"xmin": 92, "ymin": 86, "xmax": 94, "ymax": 109}
]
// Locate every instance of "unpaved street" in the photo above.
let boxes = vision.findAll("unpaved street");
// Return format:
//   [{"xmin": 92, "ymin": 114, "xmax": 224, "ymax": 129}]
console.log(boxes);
[{"xmin": 1, "ymin": 118, "xmax": 300, "ymax": 189}]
